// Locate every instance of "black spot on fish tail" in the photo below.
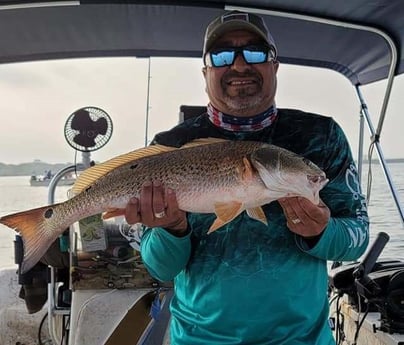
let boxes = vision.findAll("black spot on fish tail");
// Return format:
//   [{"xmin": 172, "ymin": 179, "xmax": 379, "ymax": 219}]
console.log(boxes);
[
  {"xmin": 130, "ymin": 164, "xmax": 138, "ymax": 169},
  {"xmin": 44, "ymin": 208, "xmax": 53, "ymax": 219}
]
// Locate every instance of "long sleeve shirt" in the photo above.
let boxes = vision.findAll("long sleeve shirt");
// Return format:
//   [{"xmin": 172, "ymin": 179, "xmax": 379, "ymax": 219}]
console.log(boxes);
[{"xmin": 141, "ymin": 108, "xmax": 369, "ymax": 345}]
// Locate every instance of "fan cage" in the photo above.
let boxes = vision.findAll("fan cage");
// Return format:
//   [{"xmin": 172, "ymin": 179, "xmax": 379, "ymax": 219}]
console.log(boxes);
[{"xmin": 64, "ymin": 106, "xmax": 113, "ymax": 152}]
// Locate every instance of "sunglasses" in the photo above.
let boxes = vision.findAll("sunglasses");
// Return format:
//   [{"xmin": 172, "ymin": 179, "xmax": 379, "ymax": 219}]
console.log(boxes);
[{"xmin": 204, "ymin": 44, "xmax": 276, "ymax": 68}]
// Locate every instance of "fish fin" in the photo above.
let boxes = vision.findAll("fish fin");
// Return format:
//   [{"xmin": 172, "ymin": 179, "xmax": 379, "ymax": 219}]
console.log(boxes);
[
  {"xmin": 179, "ymin": 137, "xmax": 228, "ymax": 149},
  {"xmin": 0, "ymin": 204, "xmax": 64, "ymax": 273},
  {"xmin": 102, "ymin": 208, "xmax": 126, "ymax": 219},
  {"xmin": 208, "ymin": 201, "xmax": 243, "ymax": 233},
  {"xmin": 242, "ymin": 157, "xmax": 253, "ymax": 181},
  {"xmin": 208, "ymin": 218, "xmax": 228, "ymax": 234},
  {"xmin": 214, "ymin": 201, "xmax": 243, "ymax": 222},
  {"xmin": 71, "ymin": 144, "xmax": 177, "ymax": 195},
  {"xmin": 246, "ymin": 207, "xmax": 268, "ymax": 225}
]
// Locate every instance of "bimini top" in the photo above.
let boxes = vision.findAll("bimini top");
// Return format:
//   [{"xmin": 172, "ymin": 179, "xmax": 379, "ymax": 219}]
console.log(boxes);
[{"xmin": 0, "ymin": 1, "xmax": 403, "ymax": 86}]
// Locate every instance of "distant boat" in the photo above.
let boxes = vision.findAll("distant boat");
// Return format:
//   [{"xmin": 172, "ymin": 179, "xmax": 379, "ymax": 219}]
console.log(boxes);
[{"xmin": 29, "ymin": 174, "xmax": 76, "ymax": 187}]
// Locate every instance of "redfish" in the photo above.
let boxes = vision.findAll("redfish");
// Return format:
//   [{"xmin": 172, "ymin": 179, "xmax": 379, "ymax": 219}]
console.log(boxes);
[{"xmin": 0, "ymin": 138, "xmax": 328, "ymax": 273}]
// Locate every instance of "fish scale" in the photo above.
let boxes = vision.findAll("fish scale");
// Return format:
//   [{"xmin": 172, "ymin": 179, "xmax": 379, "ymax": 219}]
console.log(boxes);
[{"xmin": 0, "ymin": 138, "xmax": 328, "ymax": 273}]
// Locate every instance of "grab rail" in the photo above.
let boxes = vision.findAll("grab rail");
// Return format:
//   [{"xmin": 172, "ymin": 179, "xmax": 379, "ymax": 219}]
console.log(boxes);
[{"xmin": 46, "ymin": 164, "xmax": 85, "ymax": 345}]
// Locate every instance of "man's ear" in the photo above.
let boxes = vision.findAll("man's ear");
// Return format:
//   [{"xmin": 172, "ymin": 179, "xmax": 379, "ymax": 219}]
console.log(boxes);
[
  {"xmin": 201, "ymin": 67, "xmax": 208, "ymax": 93},
  {"xmin": 273, "ymin": 60, "xmax": 280, "ymax": 72}
]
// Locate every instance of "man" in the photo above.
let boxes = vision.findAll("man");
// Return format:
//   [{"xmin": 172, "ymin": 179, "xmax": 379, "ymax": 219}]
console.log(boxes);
[{"xmin": 125, "ymin": 10, "xmax": 369, "ymax": 345}]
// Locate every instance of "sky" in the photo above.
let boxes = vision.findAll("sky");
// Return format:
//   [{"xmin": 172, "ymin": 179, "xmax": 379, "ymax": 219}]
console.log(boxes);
[{"xmin": 0, "ymin": 56, "xmax": 403, "ymax": 165}]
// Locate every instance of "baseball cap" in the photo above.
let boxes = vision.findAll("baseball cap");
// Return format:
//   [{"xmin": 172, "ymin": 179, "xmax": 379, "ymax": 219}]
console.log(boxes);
[{"xmin": 203, "ymin": 11, "xmax": 277, "ymax": 57}]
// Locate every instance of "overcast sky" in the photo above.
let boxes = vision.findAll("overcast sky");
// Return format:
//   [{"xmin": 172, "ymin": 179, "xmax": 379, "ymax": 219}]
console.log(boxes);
[{"xmin": 0, "ymin": 56, "xmax": 403, "ymax": 165}]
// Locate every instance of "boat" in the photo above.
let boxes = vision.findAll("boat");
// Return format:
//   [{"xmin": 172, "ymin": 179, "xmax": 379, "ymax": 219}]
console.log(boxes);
[
  {"xmin": 29, "ymin": 174, "xmax": 76, "ymax": 187},
  {"xmin": 0, "ymin": 2, "xmax": 403, "ymax": 345}
]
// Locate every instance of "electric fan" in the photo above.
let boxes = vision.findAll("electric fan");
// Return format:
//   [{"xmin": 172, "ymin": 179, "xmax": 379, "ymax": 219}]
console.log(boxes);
[{"xmin": 64, "ymin": 106, "xmax": 113, "ymax": 153}]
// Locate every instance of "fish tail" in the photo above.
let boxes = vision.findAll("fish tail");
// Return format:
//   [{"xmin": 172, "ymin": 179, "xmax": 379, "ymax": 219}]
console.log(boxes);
[{"xmin": 0, "ymin": 204, "xmax": 64, "ymax": 273}]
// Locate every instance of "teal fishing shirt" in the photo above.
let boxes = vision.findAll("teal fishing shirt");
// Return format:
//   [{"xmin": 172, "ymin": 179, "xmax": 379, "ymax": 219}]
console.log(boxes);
[{"xmin": 141, "ymin": 108, "xmax": 369, "ymax": 345}]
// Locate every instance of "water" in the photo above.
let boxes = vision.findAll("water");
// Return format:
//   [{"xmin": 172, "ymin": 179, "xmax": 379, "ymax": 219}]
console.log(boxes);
[
  {"xmin": 0, "ymin": 164, "xmax": 403, "ymax": 268},
  {"xmin": 364, "ymin": 162, "xmax": 404, "ymax": 260}
]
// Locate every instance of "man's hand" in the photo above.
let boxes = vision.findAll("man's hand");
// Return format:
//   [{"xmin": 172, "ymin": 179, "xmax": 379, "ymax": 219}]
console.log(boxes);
[
  {"xmin": 124, "ymin": 181, "xmax": 188, "ymax": 237},
  {"xmin": 278, "ymin": 197, "xmax": 330, "ymax": 238}
]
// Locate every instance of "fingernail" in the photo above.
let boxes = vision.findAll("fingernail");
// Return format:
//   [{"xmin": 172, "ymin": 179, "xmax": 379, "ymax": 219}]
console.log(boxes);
[
  {"xmin": 153, "ymin": 181, "xmax": 161, "ymax": 187},
  {"xmin": 143, "ymin": 181, "xmax": 152, "ymax": 187}
]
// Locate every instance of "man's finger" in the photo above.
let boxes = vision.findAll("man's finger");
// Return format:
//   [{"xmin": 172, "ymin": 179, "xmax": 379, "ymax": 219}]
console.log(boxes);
[{"xmin": 125, "ymin": 197, "xmax": 140, "ymax": 224}]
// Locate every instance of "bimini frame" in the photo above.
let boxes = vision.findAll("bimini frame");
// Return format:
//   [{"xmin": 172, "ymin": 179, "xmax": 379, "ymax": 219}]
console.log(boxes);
[{"xmin": 227, "ymin": 5, "xmax": 404, "ymax": 226}]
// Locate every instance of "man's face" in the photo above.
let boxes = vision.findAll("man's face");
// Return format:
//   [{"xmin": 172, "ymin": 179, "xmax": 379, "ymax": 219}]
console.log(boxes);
[{"xmin": 203, "ymin": 30, "xmax": 279, "ymax": 116}]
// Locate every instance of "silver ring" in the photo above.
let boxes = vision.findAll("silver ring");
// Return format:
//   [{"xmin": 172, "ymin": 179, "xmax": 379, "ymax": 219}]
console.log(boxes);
[
  {"xmin": 291, "ymin": 218, "xmax": 301, "ymax": 224},
  {"xmin": 154, "ymin": 211, "xmax": 166, "ymax": 219}
]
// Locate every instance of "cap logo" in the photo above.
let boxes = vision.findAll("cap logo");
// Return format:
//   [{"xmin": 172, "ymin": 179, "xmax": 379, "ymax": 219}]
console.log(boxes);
[{"xmin": 221, "ymin": 12, "xmax": 249, "ymax": 23}]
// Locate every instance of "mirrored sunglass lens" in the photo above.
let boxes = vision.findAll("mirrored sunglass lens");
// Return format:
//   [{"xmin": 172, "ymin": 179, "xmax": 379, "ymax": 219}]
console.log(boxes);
[
  {"xmin": 211, "ymin": 51, "xmax": 235, "ymax": 67},
  {"xmin": 243, "ymin": 49, "xmax": 267, "ymax": 64}
]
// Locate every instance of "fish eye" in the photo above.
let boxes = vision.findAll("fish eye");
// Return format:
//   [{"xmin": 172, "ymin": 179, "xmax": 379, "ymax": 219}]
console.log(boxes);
[{"xmin": 44, "ymin": 208, "xmax": 54, "ymax": 219}]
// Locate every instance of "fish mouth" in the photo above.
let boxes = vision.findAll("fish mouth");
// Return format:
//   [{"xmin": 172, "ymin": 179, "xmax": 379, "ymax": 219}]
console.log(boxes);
[{"xmin": 308, "ymin": 174, "xmax": 329, "ymax": 188}]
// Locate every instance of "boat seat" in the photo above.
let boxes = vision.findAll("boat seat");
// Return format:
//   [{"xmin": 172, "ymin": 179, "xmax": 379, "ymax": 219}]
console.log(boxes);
[
  {"xmin": 179, "ymin": 105, "xmax": 206, "ymax": 123},
  {"xmin": 68, "ymin": 288, "xmax": 172, "ymax": 345}
]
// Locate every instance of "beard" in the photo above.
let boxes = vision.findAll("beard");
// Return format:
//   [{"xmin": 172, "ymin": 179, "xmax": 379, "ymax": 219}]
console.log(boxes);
[
  {"xmin": 223, "ymin": 91, "xmax": 264, "ymax": 114},
  {"xmin": 220, "ymin": 70, "xmax": 265, "ymax": 114}
]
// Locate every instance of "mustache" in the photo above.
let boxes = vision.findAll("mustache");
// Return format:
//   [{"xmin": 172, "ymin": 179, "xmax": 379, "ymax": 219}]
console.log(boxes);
[{"xmin": 222, "ymin": 70, "xmax": 262, "ymax": 84}]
